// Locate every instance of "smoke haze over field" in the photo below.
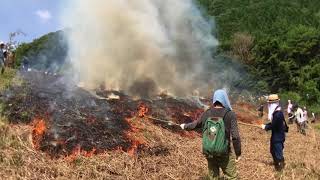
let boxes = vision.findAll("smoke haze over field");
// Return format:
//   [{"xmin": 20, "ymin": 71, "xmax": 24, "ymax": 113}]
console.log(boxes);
[{"xmin": 62, "ymin": 0, "xmax": 223, "ymax": 97}]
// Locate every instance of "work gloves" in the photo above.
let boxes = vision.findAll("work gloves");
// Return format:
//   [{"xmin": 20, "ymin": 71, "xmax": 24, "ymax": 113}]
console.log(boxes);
[
  {"xmin": 235, "ymin": 156, "xmax": 241, "ymax": 162},
  {"xmin": 260, "ymin": 124, "xmax": 266, "ymax": 130},
  {"xmin": 180, "ymin": 123, "xmax": 186, "ymax": 130}
]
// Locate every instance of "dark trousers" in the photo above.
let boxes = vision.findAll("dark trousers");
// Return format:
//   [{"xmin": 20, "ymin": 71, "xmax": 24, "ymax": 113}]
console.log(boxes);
[
  {"xmin": 296, "ymin": 121, "xmax": 306, "ymax": 135},
  {"xmin": 270, "ymin": 141, "xmax": 285, "ymax": 171}
]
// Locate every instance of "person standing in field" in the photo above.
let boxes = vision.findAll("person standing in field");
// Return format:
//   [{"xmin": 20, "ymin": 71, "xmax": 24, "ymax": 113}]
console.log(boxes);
[
  {"xmin": 257, "ymin": 104, "xmax": 264, "ymax": 118},
  {"xmin": 180, "ymin": 89, "xmax": 241, "ymax": 179},
  {"xmin": 0, "ymin": 42, "xmax": 5, "ymax": 74},
  {"xmin": 287, "ymin": 100, "xmax": 294, "ymax": 124},
  {"xmin": 261, "ymin": 94, "xmax": 287, "ymax": 171},
  {"xmin": 311, "ymin": 112, "xmax": 316, "ymax": 123},
  {"xmin": 294, "ymin": 105, "xmax": 306, "ymax": 135},
  {"xmin": 303, "ymin": 107, "xmax": 308, "ymax": 124}
]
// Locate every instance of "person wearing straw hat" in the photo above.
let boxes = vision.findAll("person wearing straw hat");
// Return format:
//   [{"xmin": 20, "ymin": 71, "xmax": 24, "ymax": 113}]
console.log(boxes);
[
  {"xmin": 180, "ymin": 89, "xmax": 241, "ymax": 179},
  {"xmin": 261, "ymin": 94, "xmax": 286, "ymax": 171}
]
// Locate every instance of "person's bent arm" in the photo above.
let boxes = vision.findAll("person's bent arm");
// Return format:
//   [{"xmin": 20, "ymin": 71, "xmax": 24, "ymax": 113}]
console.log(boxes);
[{"xmin": 229, "ymin": 112, "xmax": 241, "ymax": 157}]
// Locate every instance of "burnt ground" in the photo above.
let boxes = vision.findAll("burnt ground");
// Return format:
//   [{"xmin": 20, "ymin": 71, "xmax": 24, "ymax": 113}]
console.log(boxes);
[
  {"xmin": 1, "ymin": 71, "xmax": 204, "ymax": 158},
  {"xmin": 1, "ymin": 71, "xmax": 319, "ymax": 179}
]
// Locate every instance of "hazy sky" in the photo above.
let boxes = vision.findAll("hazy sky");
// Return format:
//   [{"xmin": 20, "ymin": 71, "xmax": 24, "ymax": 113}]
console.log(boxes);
[{"xmin": 0, "ymin": 0, "xmax": 63, "ymax": 43}]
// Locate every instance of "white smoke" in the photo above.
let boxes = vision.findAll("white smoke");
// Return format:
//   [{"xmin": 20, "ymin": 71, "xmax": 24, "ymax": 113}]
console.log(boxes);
[{"xmin": 61, "ymin": 0, "xmax": 219, "ymax": 97}]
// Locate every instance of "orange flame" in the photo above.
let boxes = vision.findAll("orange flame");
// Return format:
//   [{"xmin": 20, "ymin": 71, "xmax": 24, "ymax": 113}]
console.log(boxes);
[
  {"xmin": 32, "ymin": 118, "xmax": 47, "ymax": 149},
  {"xmin": 127, "ymin": 140, "xmax": 141, "ymax": 156},
  {"xmin": 138, "ymin": 103, "xmax": 149, "ymax": 118},
  {"xmin": 65, "ymin": 144, "xmax": 97, "ymax": 161}
]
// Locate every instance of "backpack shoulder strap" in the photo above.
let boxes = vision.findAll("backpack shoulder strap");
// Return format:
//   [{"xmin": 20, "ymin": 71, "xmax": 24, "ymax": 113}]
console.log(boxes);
[
  {"xmin": 272, "ymin": 106, "xmax": 281, "ymax": 114},
  {"xmin": 273, "ymin": 105, "xmax": 288, "ymax": 126}
]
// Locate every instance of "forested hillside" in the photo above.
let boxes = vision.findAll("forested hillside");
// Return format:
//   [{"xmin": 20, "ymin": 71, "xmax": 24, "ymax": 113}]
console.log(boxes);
[
  {"xmin": 15, "ymin": 30, "xmax": 67, "ymax": 72},
  {"xmin": 198, "ymin": 0, "xmax": 320, "ymax": 112}
]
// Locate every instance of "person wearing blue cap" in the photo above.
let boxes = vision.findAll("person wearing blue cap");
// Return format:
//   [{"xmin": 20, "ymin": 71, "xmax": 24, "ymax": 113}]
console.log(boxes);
[{"xmin": 180, "ymin": 89, "xmax": 241, "ymax": 179}]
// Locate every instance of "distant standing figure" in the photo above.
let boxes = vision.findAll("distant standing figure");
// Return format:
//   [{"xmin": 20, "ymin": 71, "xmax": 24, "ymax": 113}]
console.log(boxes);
[
  {"xmin": 6, "ymin": 51, "xmax": 15, "ymax": 68},
  {"xmin": 287, "ymin": 100, "xmax": 294, "ymax": 124},
  {"xmin": 257, "ymin": 104, "xmax": 264, "ymax": 117},
  {"xmin": 0, "ymin": 42, "xmax": 5, "ymax": 74},
  {"xmin": 303, "ymin": 107, "xmax": 308, "ymax": 123},
  {"xmin": 311, "ymin": 112, "xmax": 316, "ymax": 123},
  {"xmin": 22, "ymin": 56, "xmax": 29, "ymax": 72},
  {"xmin": 294, "ymin": 105, "xmax": 306, "ymax": 135}
]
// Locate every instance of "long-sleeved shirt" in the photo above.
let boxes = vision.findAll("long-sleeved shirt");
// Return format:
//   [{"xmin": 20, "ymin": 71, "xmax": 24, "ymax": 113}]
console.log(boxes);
[
  {"xmin": 303, "ymin": 110, "xmax": 308, "ymax": 121},
  {"xmin": 287, "ymin": 103, "xmax": 293, "ymax": 114},
  {"xmin": 265, "ymin": 111, "xmax": 286, "ymax": 143},
  {"xmin": 295, "ymin": 108, "xmax": 305, "ymax": 123},
  {"xmin": 0, "ymin": 48, "xmax": 5, "ymax": 65},
  {"xmin": 184, "ymin": 107, "xmax": 241, "ymax": 157}
]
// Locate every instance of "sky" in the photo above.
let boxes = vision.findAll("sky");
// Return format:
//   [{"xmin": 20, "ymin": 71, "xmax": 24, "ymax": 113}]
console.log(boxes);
[{"xmin": 0, "ymin": 0, "xmax": 63, "ymax": 43}]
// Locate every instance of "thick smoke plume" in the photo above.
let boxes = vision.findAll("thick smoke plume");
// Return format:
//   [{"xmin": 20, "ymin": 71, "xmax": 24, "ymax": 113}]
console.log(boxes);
[{"xmin": 62, "ymin": 0, "xmax": 220, "ymax": 97}]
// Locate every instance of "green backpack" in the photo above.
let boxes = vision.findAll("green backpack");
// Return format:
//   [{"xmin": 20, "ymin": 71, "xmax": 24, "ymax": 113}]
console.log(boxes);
[{"xmin": 202, "ymin": 110, "xmax": 230, "ymax": 157}]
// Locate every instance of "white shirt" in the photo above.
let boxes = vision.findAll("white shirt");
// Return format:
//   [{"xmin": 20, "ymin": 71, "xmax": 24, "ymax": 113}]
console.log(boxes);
[
  {"xmin": 303, "ymin": 110, "xmax": 308, "ymax": 120},
  {"xmin": 287, "ymin": 103, "xmax": 292, "ymax": 114},
  {"xmin": 295, "ymin": 108, "xmax": 305, "ymax": 123}
]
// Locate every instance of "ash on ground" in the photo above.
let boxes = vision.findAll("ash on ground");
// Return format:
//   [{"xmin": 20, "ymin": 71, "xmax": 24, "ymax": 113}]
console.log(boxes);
[{"xmin": 1, "ymin": 71, "xmax": 205, "ymax": 158}]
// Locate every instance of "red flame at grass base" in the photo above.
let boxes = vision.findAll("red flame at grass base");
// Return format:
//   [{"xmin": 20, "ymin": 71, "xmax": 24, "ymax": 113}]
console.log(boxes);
[
  {"xmin": 64, "ymin": 145, "xmax": 97, "ymax": 161},
  {"xmin": 137, "ymin": 103, "xmax": 149, "ymax": 118},
  {"xmin": 32, "ymin": 118, "xmax": 47, "ymax": 150}
]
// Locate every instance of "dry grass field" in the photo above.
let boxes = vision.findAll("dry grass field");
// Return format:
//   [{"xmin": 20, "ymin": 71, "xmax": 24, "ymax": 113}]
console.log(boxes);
[
  {"xmin": 0, "ymin": 70, "xmax": 319, "ymax": 180},
  {"xmin": 0, "ymin": 113, "xmax": 319, "ymax": 179}
]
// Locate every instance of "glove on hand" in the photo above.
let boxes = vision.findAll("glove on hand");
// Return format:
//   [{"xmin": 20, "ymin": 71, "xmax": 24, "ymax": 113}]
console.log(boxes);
[
  {"xmin": 180, "ymin": 123, "xmax": 186, "ymax": 130},
  {"xmin": 261, "ymin": 124, "xmax": 266, "ymax": 130},
  {"xmin": 235, "ymin": 156, "xmax": 241, "ymax": 162}
]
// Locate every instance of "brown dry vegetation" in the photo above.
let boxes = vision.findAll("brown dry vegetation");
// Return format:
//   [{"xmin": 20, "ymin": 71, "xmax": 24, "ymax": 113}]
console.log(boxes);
[
  {"xmin": 1, "ymin": 70, "xmax": 320, "ymax": 179},
  {"xmin": 0, "ymin": 114, "xmax": 320, "ymax": 179}
]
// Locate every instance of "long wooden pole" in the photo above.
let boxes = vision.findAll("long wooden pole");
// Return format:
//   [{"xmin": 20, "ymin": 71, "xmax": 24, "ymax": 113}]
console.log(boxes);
[
  {"xmin": 146, "ymin": 115, "xmax": 261, "ymax": 128},
  {"xmin": 238, "ymin": 121, "xmax": 261, "ymax": 128},
  {"xmin": 145, "ymin": 116, "xmax": 180, "ymax": 126}
]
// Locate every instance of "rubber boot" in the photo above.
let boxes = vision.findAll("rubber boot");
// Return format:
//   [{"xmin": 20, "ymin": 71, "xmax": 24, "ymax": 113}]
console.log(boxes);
[
  {"xmin": 279, "ymin": 159, "xmax": 285, "ymax": 170},
  {"xmin": 274, "ymin": 159, "xmax": 285, "ymax": 171},
  {"xmin": 274, "ymin": 162, "xmax": 281, "ymax": 171}
]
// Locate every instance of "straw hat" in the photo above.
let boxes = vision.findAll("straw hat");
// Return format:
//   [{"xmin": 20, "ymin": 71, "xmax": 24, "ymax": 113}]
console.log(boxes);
[{"xmin": 267, "ymin": 94, "xmax": 280, "ymax": 103}]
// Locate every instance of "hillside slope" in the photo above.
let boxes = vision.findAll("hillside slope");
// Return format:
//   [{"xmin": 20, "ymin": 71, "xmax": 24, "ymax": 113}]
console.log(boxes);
[
  {"xmin": 198, "ymin": 0, "xmax": 320, "ymax": 45},
  {"xmin": 197, "ymin": 0, "xmax": 320, "ymax": 112},
  {"xmin": 0, "ymin": 72, "xmax": 319, "ymax": 180}
]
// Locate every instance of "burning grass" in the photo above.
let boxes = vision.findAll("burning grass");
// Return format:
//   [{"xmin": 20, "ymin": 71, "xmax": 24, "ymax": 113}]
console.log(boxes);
[
  {"xmin": 0, "ymin": 113, "xmax": 320, "ymax": 179},
  {"xmin": 1, "ymin": 72, "xmax": 319, "ymax": 179},
  {"xmin": 1, "ymin": 72, "xmax": 204, "ymax": 158}
]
